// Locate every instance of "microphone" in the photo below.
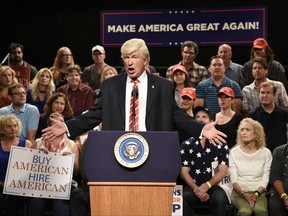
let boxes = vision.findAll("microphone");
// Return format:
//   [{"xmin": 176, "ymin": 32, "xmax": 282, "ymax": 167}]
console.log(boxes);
[
  {"xmin": 131, "ymin": 87, "xmax": 138, "ymax": 97},
  {"xmin": 131, "ymin": 87, "xmax": 138, "ymax": 131}
]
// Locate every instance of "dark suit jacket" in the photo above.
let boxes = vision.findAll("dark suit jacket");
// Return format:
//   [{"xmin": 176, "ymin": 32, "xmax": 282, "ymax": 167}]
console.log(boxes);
[{"xmin": 66, "ymin": 72, "xmax": 204, "ymax": 139}]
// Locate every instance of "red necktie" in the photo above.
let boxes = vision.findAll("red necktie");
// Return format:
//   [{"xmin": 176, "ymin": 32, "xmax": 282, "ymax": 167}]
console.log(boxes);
[{"xmin": 129, "ymin": 80, "xmax": 139, "ymax": 131}]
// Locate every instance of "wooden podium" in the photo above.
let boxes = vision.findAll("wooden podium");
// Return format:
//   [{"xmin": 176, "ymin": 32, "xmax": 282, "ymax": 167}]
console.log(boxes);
[
  {"xmin": 88, "ymin": 182, "xmax": 175, "ymax": 216},
  {"xmin": 84, "ymin": 131, "xmax": 181, "ymax": 216}
]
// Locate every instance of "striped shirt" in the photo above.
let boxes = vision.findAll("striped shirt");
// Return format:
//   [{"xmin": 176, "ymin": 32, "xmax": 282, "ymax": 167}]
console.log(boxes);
[
  {"xmin": 196, "ymin": 76, "xmax": 243, "ymax": 114},
  {"xmin": 242, "ymin": 78, "xmax": 288, "ymax": 112}
]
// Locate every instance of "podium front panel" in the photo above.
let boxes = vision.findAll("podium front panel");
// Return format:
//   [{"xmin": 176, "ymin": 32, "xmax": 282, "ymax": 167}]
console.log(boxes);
[{"xmin": 83, "ymin": 131, "xmax": 181, "ymax": 182}]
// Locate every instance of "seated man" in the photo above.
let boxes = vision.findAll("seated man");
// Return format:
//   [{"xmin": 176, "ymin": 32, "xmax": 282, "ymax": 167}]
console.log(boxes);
[
  {"xmin": 0, "ymin": 83, "xmax": 39, "ymax": 143},
  {"xmin": 268, "ymin": 143, "xmax": 288, "ymax": 216},
  {"xmin": 57, "ymin": 64, "xmax": 94, "ymax": 117},
  {"xmin": 195, "ymin": 55, "xmax": 243, "ymax": 116},
  {"xmin": 180, "ymin": 106, "xmax": 229, "ymax": 216}
]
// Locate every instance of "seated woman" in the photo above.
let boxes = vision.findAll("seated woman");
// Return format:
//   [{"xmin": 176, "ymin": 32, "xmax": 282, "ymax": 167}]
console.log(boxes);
[
  {"xmin": 229, "ymin": 118, "xmax": 272, "ymax": 216},
  {"xmin": 28, "ymin": 112, "xmax": 79, "ymax": 216},
  {"xmin": 100, "ymin": 65, "xmax": 118, "ymax": 83},
  {"xmin": 0, "ymin": 114, "xmax": 32, "ymax": 215},
  {"xmin": 171, "ymin": 65, "xmax": 191, "ymax": 107},
  {"xmin": 215, "ymin": 87, "xmax": 243, "ymax": 149},
  {"xmin": 26, "ymin": 67, "xmax": 55, "ymax": 116},
  {"xmin": 0, "ymin": 66, "xmax": 18, "ymax": 108},
  {"xmin": 36, "ymin": 92, "xmax": 74, "ymax": 139}
]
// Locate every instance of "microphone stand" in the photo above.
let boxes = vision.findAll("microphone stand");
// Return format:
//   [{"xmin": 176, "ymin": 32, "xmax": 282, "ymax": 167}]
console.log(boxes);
[{"xmin": 0, "ymin": 53, "xmax": 10, "ymax": 65}]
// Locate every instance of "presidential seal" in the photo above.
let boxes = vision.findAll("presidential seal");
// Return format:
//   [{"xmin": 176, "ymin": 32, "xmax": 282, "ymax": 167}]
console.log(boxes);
[{"xmin": 114, "ymin": 133, "xmax": 149, "ymax": 168}]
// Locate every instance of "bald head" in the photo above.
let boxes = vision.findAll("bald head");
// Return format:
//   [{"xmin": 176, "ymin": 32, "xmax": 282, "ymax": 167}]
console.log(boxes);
[{"xmin": 218, "ymin": 44, "xmax": 232, "ymax": 66}]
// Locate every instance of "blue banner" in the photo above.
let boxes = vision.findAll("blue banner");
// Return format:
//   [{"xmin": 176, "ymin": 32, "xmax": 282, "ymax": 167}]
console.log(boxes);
[{"xmin": 100, "ymin": 6, "xmax": 267, "ymax": 47}]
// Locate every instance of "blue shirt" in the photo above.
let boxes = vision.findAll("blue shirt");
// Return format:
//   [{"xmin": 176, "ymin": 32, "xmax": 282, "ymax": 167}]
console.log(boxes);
[
  {"xmin": 196, "ymin": 76, "xmax": 243, "ymax": 114},
  {"xmin": 225, "ymin": 61, "xmax": 243, "ymax": 84},
  {"xmin": 0, "ymin": 104, "xmax": 39, "ymax": 139},
  {"xmin": 26, "ymin": 89, "xmax": 55, "ymax": 115},
  {"xmin": 0, "ymin": 139, "xmax": 26, "ymax": 181}
]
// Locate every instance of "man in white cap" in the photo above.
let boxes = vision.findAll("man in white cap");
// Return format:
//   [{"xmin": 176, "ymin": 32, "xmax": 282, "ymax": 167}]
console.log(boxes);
[{"xmin": 81, "ymin": 45, "xmax": 110, "ymax": 91}]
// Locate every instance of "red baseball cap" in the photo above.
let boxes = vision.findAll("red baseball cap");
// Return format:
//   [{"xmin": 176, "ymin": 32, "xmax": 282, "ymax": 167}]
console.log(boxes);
[
  {"xmin": 217, "ymin": 87, "xmax": 235, "ymax": 98},
  {"xmin": 253, "ymin": 38, "xmax": 268, "ymax": 49},
  {"xmin": 172, "ymin": 65, "xmax": 187, "ymax": 74},
  {"xmin": 180, "ymin": 88, "xmax": 196, "ymax": 100}
]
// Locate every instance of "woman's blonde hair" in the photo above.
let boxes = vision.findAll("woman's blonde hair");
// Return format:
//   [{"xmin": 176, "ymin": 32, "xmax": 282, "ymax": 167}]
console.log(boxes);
[
  {"xmin": 236, "ymin": 118, "xmax": 266, "ymax": 148},
  {"xmin": 30, "ymin": 68, "xmax": 55, "ymax": 101},
  {"xmin": 0, "ymin": 66, "xmax": 19, "ymax": 102},
  {"xmin": 0, "ymin": 114, "xmax": 22, "ymax": 138},
  {"xmin": 0, "ymin": 66, "xmax": 19, "ymax": 88},
  {"xmin": 101, "ymin": 66, "xmax": 118, "ymax": 83}
]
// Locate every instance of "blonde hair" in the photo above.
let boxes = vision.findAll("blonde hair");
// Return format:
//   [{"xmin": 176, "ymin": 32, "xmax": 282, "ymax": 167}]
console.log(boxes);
[
  {"xmin": 121, "ymin": 38, "xmax": 150, "ymax": 67},
  {"xmin": 0, "ymin": 66, "xmax": 19, "ymax": 104},
  {"xmin": 101, "ymin": 66, "xmax": 118, "ymax": 83},
  {"xmin": 30, "ymin": 68, "xmax": 55, "ymax": 101},
  {"xmin": 0, "ymin": 114, "xmax": 22, "ymax": 138},
  {"xmin": 236, "ymin": 118, "xmax": 266, "ymax": 148},
  {"xmin": 0, "ymin": 66, "xmax": 19, "ymax": 87}
]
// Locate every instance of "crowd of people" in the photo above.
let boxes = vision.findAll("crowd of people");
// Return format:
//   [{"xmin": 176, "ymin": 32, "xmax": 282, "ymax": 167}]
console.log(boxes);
[{"xmin": 0, "ymin": 37, "xmax": 288, "ymax": 216}]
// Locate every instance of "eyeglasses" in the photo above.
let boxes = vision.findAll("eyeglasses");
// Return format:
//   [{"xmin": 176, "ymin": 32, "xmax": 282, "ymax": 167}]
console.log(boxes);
[
  {"xmin": 12, "ymin": 91, "xmax": 27, "ymax": 96},
  {"xmin": 61, "ymin": 54, "xmax": 73, "ymax": 57}
]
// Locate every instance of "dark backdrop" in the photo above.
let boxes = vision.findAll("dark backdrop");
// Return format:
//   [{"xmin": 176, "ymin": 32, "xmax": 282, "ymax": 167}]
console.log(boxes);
[{"xmin": 1, "ymin": 0, "xmax": 287, "ymax": 77}]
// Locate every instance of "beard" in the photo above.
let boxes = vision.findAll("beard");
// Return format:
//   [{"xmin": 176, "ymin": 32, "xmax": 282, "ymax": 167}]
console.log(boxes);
[{"xmin": 11, "ymin": 57, "xmax": 21, "ymax": 64}]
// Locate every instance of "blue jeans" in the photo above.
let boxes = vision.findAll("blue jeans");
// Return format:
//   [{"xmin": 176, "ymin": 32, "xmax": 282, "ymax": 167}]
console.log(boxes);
[
  {"xmin": 269, "ymin": 193, "xmax": 288, "ymax": 216},
  {"xmin": 183, "ymin": 184, "xmax": 229, "ymax": 216}
]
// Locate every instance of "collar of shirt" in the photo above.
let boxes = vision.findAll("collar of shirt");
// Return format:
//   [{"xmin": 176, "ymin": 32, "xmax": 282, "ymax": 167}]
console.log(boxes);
[{"xmin": 9, "ymin": 103, "xmax": 26, "ymax": 113}]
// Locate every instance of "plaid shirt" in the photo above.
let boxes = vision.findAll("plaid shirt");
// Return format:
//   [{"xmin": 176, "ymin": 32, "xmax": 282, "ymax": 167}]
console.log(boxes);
[
  {"xmin": 242, "ymin": 78, "xmax": 288, "ymax": 112},
  {"xmin": 166, "ymin": 61, "xmax": 208, "ymax": 87}
]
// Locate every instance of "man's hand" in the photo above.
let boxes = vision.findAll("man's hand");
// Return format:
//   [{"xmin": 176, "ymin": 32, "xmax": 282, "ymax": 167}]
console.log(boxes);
[
  {"xmin": 199, "ymin": 193, "xmax": 210, "ymax": 202},
  {"xmin": 202, "ymin": 120, "xmax": 227, "ymax": 145},
  {"xmin": 41, "ymin": 117, "xmax": 67, "ymax": 142}
]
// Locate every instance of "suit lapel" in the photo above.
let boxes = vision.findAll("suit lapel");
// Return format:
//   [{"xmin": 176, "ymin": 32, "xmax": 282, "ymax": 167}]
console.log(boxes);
[
  {"xmin": 115, "ymin": 74, "xmax": 127, "ymax": 122},
  {"xmin": 146, "ymin": 73, "xmax": 158, "ymax": 116}
]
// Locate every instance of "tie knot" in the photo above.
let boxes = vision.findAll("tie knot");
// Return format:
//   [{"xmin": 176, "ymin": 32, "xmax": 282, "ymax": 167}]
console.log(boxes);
[{"xmin": 133, "ymin": 79, "xmax": 139, "ymax": 84}]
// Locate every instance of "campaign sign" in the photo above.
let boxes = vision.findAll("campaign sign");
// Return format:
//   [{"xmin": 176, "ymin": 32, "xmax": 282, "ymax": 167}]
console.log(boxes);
[
  {"xmin": 172, "ymin": 185, "xmax": 183, "ymax": 216},
  {"xmin": 3, "ymin": 146, "xmax": 74, "ymax": 200},
  {"xmin": 9, "ymin": 65, "xmax": 30, "ymax": 88},
  {"xmin": 101, "ymin": 6, "xmax": 267, "ymax": 47}
]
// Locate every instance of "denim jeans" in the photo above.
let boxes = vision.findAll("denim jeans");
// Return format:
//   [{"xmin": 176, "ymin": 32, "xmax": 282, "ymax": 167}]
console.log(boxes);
[
  {"xmin": 269, "ymin": 193, "xmax": 288, "ymax": 216},
  {"xmin": 183, "ymin": 184, "xmax": 229, "ymax": 216}
]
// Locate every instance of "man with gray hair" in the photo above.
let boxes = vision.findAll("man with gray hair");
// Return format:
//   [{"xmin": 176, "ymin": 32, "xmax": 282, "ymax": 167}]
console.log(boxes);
[{"xmin": 82, "ymin": 45, "xmax": 109, "ymax": 90}]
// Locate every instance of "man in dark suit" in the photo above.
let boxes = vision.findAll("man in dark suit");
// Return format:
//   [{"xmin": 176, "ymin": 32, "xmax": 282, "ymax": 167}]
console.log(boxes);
[
  {"xmin": 42, "ymin": 38, "xmax": 226, "ymax": 216},
  {"xmin": 42, "ymin": 38, "xmax": 225, "ymax": 143}
]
